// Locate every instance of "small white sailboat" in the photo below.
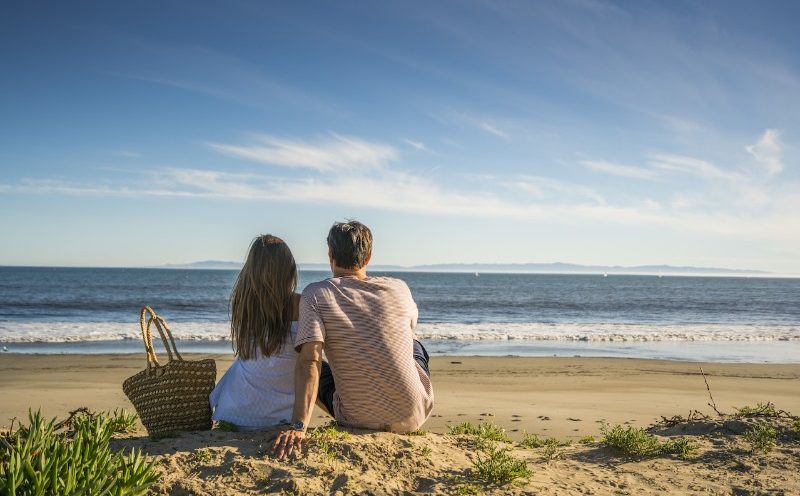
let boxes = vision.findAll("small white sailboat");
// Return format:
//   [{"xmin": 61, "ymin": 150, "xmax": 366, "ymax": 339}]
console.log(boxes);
[
  {"xmin": 602, "ymin": 272, "xmax": 608, "ymax": 278},
  {"xmin": 474, "ymin": 272, "xmax": 480, "ymax": 277}
]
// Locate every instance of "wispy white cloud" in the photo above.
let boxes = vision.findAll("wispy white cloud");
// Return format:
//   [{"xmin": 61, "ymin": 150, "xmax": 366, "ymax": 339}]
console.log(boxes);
[
  {"xmin": 506, "ymin": 175, "xmax": 606, "ymax": 205},
  {"xmin": 478, "ymin": 121, "xmax": 509, "ymax": 139},
  {"xmin": 746, "ymin": 128, "xmax": 783, "ymax": 176},
  {"xmin": 582, "ymin": 160, "xmax": 660, "ymax": 180},
  {"xmin": 3, "ymin": 168, "xmax": 799, "ymax": 246},
  {"xmin": 3, "ymin": 127, "xmax": 799, "ymax": 251},
  {"xmin": 648, "ymin": 154, "xmax": 744, "ymax": 181},
  {"xmin": 208, "ymin": 133, "xmax": 398, "ymax": 173},
  {"xmin": 403, "ymin": 139, "xmax": 431, "ymax": 152},
  {"xmin": 446, "ymin": 111, "xmax": 511, "ymax": 140}
]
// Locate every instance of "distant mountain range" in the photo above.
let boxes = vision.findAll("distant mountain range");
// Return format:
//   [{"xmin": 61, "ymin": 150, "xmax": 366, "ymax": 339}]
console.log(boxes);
[{"xmin": 155, "ymin": 260, "xmax": 770, "ymax": 276}]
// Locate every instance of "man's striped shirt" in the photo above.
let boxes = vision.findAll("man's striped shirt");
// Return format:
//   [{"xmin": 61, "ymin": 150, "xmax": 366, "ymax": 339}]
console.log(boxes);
[{"xmin": 295, "ymin": 275, "xmax": 434, "ymax": 432}]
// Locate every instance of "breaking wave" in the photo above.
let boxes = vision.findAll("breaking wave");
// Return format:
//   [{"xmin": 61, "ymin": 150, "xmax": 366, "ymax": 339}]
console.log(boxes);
[{"xmin": 1, "ymin": 321, "xmax": 798, "ymax": 343}]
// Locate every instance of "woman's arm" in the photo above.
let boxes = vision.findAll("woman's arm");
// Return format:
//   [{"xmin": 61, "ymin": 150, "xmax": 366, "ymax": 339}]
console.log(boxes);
[{"xmin": 270, "ymin": 340, "xmax": 322, "ymax": 459}]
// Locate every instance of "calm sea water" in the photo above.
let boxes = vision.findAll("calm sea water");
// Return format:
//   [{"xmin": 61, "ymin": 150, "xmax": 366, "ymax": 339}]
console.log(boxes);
[{"xmin": 1, "ymin": 267, "xmax": 799, "ymax": 362}]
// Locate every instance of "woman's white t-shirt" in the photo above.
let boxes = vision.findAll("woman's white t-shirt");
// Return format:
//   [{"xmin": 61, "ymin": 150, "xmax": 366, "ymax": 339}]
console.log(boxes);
[{"xmin": 209, "ymin": 322, "xmax": 297, "ymax": 429}]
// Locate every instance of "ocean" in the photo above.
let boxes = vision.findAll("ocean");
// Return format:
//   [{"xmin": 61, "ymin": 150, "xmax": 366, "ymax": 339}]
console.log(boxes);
[{"xmin": 1, "ymin": 267, "xmax": 798, "ymax": 362}]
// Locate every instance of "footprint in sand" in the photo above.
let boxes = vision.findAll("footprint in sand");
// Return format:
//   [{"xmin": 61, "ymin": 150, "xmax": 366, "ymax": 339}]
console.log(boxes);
[
  {"xmin": 511, "ymin": 414, "xmax": 522, "ymax": 418},
  {"xmin": 537, "ymin": 415, "xmax": 551, "ymax": 421},
  {"xmin": 511, "ymin": 419, "xmax": 521, "ymax": 422},
  {"xmin": 457, "ymin": 413, "xmax": 466, "ymax": 416},
  {"xmin": 450, "ymin": 361, "xmax": 462, "ymax": 364},
  {"xmin": 567, "ymin": 418, "xmax": 582, "ymax": 422}
]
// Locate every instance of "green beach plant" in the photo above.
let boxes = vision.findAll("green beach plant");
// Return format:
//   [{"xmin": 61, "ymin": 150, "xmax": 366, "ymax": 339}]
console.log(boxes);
[
  {"xmin": 215, "ymin": 420, "xmax": 239, "ymax": 432},
  {"xmin": 601, "ymin": 424, "xmax": 697, "ymax": 459},
  {"xmin": 448, "ymin": 421, "xmax": 511, "ymax": 443},
  {"xmin": 0, "ymin": 409, "xmax": 159, "ymax": 496},
  {"xmin": 734, "ymin": 402, "xmax": 777, "ymax": 418},
  {"xmin": 471, "ymin": 442, "xmax": 533, "ymax": 485},
  {"xmin": 743, "ymin": 422, "xmax": 777, "ymax": 453},
  {"xmin": 308, "ymin": 423, "xmax": 350, "ymax": 460},
  {"xmin": 579, "ymin": 435, "xmax": 596, "ymax": 444},
  {"xmin": 192, "ymin": 448, "xmax": 214, "ymax": 463},
  {"xmin": 659, "ymin": 437, "xmax": 699, "ymax": 459},
  {"xmin": 519, "ymin": 432, "xmax": 571, "ymax": 449},
  {"xmin": 108, "ymin": 408, "xmax": 139, "ymax": 433}
]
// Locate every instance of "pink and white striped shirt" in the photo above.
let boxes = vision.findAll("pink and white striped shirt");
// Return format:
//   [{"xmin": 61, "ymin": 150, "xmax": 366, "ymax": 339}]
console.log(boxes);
[{"xmin": 295, "ymin": 275, "xmax": 434, "ymax": 432}]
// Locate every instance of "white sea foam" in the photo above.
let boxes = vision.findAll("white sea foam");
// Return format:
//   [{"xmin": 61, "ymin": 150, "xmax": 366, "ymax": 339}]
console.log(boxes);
[
  {"xmin": 415, "ymin": 322, "xmax": 800, "ymax": 342},
  {"xmin": 1, "ymin": 321, "xmax": 798, "ymax": 343}
]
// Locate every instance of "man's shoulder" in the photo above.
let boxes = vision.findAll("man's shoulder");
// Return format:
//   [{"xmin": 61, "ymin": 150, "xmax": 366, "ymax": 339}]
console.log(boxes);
[
  {"xmin": 301, "ymin": 279, "xmax": 335, "ymax": 299},
  {"xmin": 368, "ymin": 275, "xmax": 409, "ymax": 289}
]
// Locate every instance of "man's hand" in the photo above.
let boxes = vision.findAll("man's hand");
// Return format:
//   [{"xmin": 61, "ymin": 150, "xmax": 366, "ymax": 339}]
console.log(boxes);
[{"xmin": 270, "ymin": 428, "xmax": 306, "ymax": 459}]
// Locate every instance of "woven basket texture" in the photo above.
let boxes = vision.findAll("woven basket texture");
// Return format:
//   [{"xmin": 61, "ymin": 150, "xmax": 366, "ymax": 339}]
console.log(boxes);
[{"xmin": 123, "ymin": 306, "xmax": 216, "ymax": 437}]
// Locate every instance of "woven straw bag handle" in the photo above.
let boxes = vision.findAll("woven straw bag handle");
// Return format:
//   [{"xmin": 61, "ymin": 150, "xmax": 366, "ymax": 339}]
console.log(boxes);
[{"xmin": 139, "ymin": 306, "xmax": 184, "ymax": 369}]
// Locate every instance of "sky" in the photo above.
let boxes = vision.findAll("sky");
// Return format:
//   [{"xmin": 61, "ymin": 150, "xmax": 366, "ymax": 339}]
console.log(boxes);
[{"xmin": 1, "ymin": 1, "xmax": 799, "ymax": 273}]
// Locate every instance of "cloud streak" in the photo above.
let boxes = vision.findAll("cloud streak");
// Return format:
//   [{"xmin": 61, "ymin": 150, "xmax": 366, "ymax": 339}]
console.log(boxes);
[
  {"xmin": 208, "ymin": 133, "xmax": 398, "ymax": 173},
  {"xmin": 746, "ymin": 129, "xmax": 783, "ymax": 176},
  {"xmin": 2, "ymin": 129, "xmax": 797, "ymax": 250},
  {"xmin": 403, "ymin": 139, "xmax": 431, "ymax": 152},
  {"xmin": 582, "ymin": 160, "xmax": 660, "ymax": 180}
]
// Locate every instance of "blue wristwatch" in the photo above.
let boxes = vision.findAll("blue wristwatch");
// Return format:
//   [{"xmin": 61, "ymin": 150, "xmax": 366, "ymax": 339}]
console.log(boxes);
[{"xmin": 289, "ymin": 421, "xmax": 305, "ymax": 431}]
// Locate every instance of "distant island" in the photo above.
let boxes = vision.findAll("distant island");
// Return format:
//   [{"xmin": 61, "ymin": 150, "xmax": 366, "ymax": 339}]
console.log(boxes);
[{"xmin": 154, "ymin": 260, "xmax": 771, "ymax": 276}]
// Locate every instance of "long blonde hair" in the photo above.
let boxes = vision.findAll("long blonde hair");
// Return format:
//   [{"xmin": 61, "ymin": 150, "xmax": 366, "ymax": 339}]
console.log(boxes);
[{"xmin": 230, "ymin": 235, "xmax": 297, "ymax": 360}]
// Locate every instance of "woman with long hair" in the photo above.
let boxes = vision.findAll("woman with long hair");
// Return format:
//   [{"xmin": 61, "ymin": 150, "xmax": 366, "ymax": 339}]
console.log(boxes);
[{"xmin": 209, "ymin": 234, "xmax": 300, "ymax": 429}]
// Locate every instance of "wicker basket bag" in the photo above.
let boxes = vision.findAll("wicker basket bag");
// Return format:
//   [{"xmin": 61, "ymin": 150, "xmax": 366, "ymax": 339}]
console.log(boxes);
[{"xmin": 122, "ymin": 306, "xmax": 217, "ymax": 437}]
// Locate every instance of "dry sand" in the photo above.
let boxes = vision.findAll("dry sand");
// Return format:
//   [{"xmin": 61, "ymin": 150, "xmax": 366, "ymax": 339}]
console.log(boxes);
[{"xmin": 2, "ymin": 354, "xmax": 799, "ymax": 494}]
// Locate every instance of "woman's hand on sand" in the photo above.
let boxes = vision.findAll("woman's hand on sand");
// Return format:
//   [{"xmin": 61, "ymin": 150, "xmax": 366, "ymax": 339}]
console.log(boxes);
[{"xmin": 271, "ymin": 429, "xmax": 306, "ymax": 459}]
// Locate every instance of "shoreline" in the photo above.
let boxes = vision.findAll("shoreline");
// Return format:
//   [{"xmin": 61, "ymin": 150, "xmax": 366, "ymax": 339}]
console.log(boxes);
[
  {"xmin": 3, "ymin": 354, "xmax": 799, "ymax": 439},
  {"xmin": 3, "ymin": 338, "xmax": 800, "ymax": 363}
]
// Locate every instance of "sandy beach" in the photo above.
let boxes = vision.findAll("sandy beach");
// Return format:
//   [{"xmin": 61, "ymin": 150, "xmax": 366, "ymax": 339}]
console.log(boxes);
[{"xmin": 2, "ymin": 354, "xmax": 800, "ymax": 494}]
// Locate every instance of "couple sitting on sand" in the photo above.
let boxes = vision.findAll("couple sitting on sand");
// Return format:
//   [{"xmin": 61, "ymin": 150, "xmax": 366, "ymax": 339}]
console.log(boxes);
[{"xmin": 209, "ymin": 220, "xmax": 434, "ymax": 458}]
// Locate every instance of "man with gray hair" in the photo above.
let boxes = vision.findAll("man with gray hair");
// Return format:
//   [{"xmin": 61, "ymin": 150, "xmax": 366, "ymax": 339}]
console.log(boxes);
[{"xmin": 272, "ymin": 220, "xmax": 433, "ymax": 458}]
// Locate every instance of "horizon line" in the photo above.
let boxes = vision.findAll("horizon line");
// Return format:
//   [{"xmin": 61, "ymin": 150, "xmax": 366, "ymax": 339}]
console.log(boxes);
[{"xmin": 2, "ymin": 263, "xmax": 798, "ymax": 279}]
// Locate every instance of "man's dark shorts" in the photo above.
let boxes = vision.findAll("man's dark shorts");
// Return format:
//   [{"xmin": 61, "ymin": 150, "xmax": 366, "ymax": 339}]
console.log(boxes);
[{"xmin": 317, "ymin": 340, "xmax": 431, "ymax": 417}]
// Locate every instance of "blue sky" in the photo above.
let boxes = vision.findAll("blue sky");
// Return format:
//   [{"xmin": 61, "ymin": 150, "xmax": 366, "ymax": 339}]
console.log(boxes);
[{"xmin": 1, "ymin": 0, "xmax": 799, "ymax": 272}]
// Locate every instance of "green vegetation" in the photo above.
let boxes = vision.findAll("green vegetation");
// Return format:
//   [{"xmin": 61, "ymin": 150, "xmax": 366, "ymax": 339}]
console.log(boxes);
[
  {"xmin": 192, "ymin": 448, "xmax": 214, "ymax": 463},
  {"xmin": 407, "ymin": 428, "xmax": 428, "ymax": 436},
  {"xmin": 453, "ymin": 481, "xmax": 483, "ymax": 495},
  {"xmin": 419, "ymin": 445, "xmax": 432, "ymax": 457},
  {"xmin": 734, "ymin": 402, "xmax": 777, "ymax": 418},
  {"xmin": 540, "ymin": 444, "xmax": 564, "ymax": 462},
  {"xmin": 660, "ymin": 437, "xmax": 699, "ymax": 458},
  {"xmin": 793, "ymin": 418, "xmax": 800, "ymax": 435},
  {"xmin": 519, "ymin": 432, "xmax": 571, "ymax": 449},
  {"xmin": 309, "ymin": 423, "xmax": 351, "ymax": 460},
  {"xmin": 0, "ymin": 410, "xmax": 158, "ymax": 496},
  {"xmin": 215, "ymin": 420, "xmax": 239, "ymax": 432},
  {"xmin": 743, "ymin": 423, "xmax": 777, "ymax": 453},
  {"xmin": 471, "ymin": 442, "xmax": 533, "ymax": 485},
  {"xmin": 448, "ymin": 421, "xmax": 511, "ymax": 443},
  {"xmin": 601, "ymin": 425, "xmax": 697, "ymax": 459},
  {"xmin": 579, "ymin": 435, "xmax": 596, "ymax": 444},
  {"xmin": 108, "ymin": 409, "xmax": 139, "ymax": 433}
]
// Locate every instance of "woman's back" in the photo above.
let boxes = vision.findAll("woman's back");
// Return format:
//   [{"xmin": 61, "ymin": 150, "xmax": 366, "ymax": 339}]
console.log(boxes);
[{"xmin": 210, "ymin": 322, "xmax": 298, "ymax": 429}]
